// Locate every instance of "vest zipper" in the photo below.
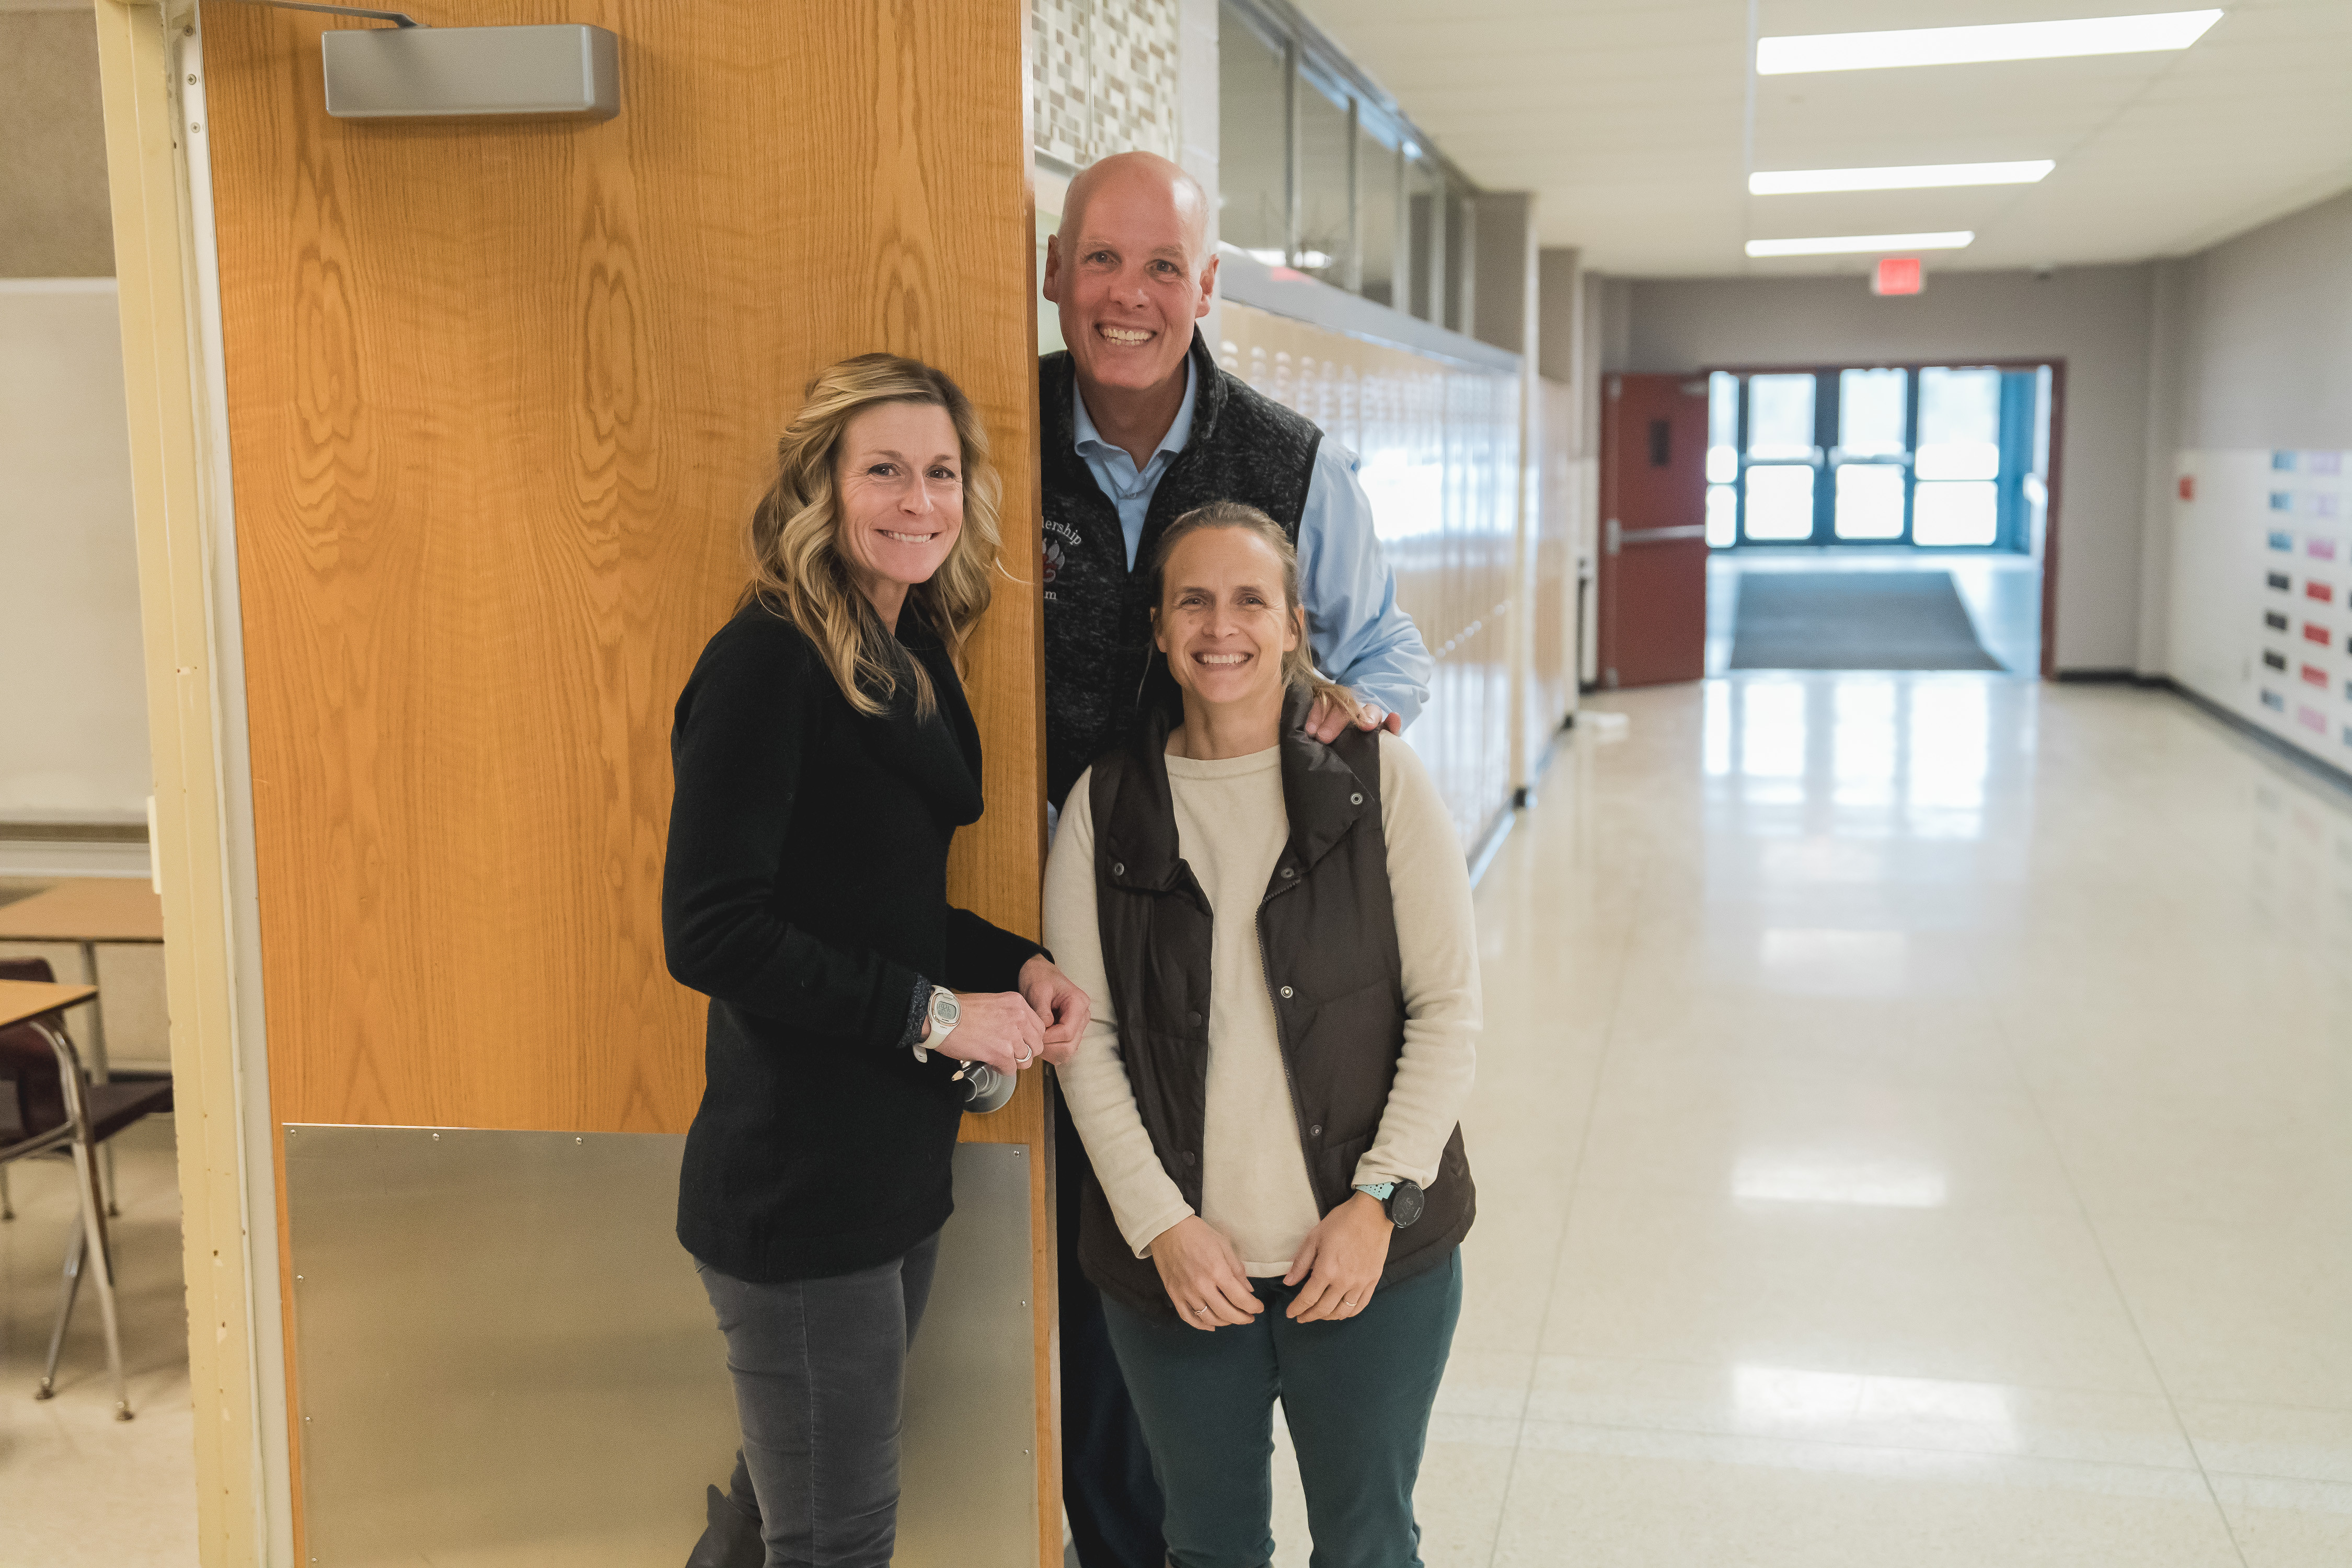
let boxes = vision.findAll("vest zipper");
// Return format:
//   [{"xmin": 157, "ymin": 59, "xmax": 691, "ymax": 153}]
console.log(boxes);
[{"xmin": 1254, "ymin": 893, "xmax": 1323, "ymax": 1214}]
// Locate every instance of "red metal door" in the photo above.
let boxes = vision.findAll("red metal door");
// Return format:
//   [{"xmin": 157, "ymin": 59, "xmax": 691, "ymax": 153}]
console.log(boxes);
[{"xmin": 1597, "ymin": 373, "xmax": 1709, "ymax": 687}]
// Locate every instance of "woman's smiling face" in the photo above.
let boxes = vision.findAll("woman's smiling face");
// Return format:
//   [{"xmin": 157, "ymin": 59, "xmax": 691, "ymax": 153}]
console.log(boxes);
[
  {"xmin": 1154, "ymin": 524, "xmax": 1299, "ymax": 713},
  {"xmin": 835, "ymin": 401, "xmax": 965, "ymax": 598}
]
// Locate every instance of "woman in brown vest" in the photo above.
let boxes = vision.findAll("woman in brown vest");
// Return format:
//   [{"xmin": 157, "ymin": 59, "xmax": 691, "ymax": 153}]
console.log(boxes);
[{"xmin": 1044, "ymin": 501, "xmax": 1480, "ymax": 1566}]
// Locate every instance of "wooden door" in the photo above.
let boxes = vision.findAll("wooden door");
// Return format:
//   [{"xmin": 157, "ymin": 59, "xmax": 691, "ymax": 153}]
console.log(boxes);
[
  {"xmin": 1597, "ymin": 372, "xmax": 1709, "ymax": 687},
  {"xmin": 197, "ymin": 1, "xmax": 1054, "ymax": 1558}
]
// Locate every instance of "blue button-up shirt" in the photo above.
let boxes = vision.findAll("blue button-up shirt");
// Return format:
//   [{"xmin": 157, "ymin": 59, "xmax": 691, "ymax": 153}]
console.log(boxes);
[{"xmin": 1070, "ymin": 362, "xmax": 1433, "ymax": 728}]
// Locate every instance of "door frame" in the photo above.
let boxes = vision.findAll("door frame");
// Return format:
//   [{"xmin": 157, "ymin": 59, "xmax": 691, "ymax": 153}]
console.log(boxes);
[{"xmin": 1704, "ymin": 356, "xmax": 2068, "ymax": 680}]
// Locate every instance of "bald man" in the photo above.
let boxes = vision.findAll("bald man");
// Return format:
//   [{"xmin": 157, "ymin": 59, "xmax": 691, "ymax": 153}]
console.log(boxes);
[
  {"xmin": 1039, "ymin": 152, "xmax": 1431, "ymax": 806},
  {"xmin": 1039, "ymin": 151, "xmax": 1433, "ymax": 1568}
]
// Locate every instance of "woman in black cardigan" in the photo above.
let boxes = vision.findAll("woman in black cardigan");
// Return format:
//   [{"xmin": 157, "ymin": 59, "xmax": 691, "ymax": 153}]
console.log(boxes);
[{"xmin": 665, "ymin": 353, "xmax": 1088, "ymax": 1568}]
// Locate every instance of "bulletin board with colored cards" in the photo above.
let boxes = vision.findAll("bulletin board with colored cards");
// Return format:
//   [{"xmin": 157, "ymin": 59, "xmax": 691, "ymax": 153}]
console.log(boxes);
[{"xmin": 2171, "ymin": 448, "xmax": 2352, "ymax": 768}]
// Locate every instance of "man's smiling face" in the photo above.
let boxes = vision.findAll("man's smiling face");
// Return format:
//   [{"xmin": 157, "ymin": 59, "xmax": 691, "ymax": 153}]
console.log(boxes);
[{"xmin": 1043, "ymin": 154, "xmax": 1217, "ymax": 402}]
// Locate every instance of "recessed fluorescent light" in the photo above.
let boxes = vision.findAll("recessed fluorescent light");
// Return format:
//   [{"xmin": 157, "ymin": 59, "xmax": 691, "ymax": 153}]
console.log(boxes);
[
  {"xmin": 1757, "ymin": 10, "xmax": 2222, "ymax": 75},
  {"xmin": 1750, "ymin": 160, "xmax": 2055, "ymax": 195},
  {"xmin": 1746, "ymin": 231, "xmax": 1975, "ymax": 258}
]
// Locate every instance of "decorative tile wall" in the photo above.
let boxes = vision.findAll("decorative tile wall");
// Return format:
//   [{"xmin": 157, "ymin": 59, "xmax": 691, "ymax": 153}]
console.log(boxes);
[{"xmin": 1032, "ymin": 0, "xmax": 1183, "ymax": 169}]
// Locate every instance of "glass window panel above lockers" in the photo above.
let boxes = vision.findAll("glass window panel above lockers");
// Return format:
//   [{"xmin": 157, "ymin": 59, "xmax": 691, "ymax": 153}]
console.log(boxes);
[
  {"xmin": 1355, "ymin": 117, "xmax": 1401, "ymax": 307},
  {"xmin": 1707, "ymin": 371, "xmax": 1739, "ymax": 482},
  {"xmin": 1295, "ymin": 65, "xmax": 1353, "ymax": 286},
  {"xmin": 1916, "ymin": 366, "xmax": 2002, "ymax": 480},
  {"xmin": 1839, "ymin": 368, "xmax": 1908, "ymax": 457},
  {"xmin": 1444, "ymin": 180, "xmax": 1475, "ymax": 334},
  {"xmin": 1745, "ymin": 464, "xmax": 1816, "ymax": 540},
  {"xmin": 1834, "ymin": 463, "xmax": 1907, "ymax": 539},
  {"xmin": 1218, "ymin": 2, "xmax": 1290, "ymax": 259},
  {"xmin": 1747, "ymin": 374, "xmax": 1817, "ymax": 461},
  {"xmin": 1406, "ymin": 152, "xmax": 1445, "ymax": 322}
]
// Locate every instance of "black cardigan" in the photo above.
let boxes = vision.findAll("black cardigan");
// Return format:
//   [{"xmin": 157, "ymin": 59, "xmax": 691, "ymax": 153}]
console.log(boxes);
[{"xmin": 664, "ymin": 601, "xmax": 1040, "ymax": 1282}]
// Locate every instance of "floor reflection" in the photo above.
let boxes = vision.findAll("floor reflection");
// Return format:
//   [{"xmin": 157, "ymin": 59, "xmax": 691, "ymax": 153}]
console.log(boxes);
[
  {"xmin": 1254, "ymin": 671, "xmax": 2352, "ymax": 1566},
  {"xmin": 1704, "ymin": 673, "xmax": 2010, "ymax": 843}
]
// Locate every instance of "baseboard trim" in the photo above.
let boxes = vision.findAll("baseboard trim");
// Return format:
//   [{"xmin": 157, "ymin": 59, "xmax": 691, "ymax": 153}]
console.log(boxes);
[
  {"xmin": 2152, "ymin": 676, "xmax": 2352, "ymax": 799},
  {"xmin": 0, "ymin": 821, "xmax": 149, "ymax": 844},
  {"xmin": 1467, "ymin": 803, "xmax": 1518, "ymax": 889}
]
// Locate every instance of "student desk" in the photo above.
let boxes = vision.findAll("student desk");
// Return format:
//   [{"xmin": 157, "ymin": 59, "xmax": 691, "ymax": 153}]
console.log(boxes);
[
  {"xmin": 0, "ymin": 879, "xmax": 164, "ymax": 1082},
  {"xmin": 0, "ymin": 978, "xmax": 100, "ymax": 1030}
]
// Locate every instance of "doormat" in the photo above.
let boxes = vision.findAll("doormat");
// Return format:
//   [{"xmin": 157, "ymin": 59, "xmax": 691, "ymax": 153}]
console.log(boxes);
[{"xmin": 1728, "ymin": 571, "xmax": 2008, "ymax": 671}]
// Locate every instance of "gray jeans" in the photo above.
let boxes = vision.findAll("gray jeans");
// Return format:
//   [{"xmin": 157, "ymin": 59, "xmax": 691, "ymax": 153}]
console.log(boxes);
[{"xmin": 694, "ymin": 1233, "xmax": 941, "ymax": 1568}]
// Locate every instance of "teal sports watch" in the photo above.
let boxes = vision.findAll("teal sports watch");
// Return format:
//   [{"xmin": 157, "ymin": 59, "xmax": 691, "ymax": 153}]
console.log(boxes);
[{"xmin": 1353, "ymin": 1179, "xmax": 1425, "ymax": 1229}]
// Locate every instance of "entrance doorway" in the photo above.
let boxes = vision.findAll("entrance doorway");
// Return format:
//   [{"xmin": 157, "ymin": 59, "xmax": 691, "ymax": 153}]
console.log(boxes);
[{"xmin": 1702, "ymin": 361, "xmax": 2061, "ymax": 677}]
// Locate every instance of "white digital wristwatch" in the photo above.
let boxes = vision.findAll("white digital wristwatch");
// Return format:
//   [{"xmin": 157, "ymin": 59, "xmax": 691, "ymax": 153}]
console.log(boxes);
[{"xmin": 913, "ymin": 985, "xmax": 960, "ymax": 1064}]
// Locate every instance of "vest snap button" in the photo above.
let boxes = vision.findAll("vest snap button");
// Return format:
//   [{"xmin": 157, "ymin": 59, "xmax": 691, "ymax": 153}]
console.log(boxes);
[
  {"xmin": 1279, "ymin": 985, "xmax": 1293, "ymax": 999},
  {"xmin": 1281, "ymin": 867, "xmax": 1295, "ymax": 879},
  {"xmin": 1351, "ymin": 792, "xmax": 1364, "ymax": 806},
  {"xmin": 1112, "ymin": 861, "xmax": 1125, "ymax": 877},
  {"xmin": 1310, "ymin": 1124, "xmax": 1322, "ymax": 1137}
]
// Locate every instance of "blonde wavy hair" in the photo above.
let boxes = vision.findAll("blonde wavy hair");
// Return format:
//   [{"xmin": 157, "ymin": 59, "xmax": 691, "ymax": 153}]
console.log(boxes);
[
  {"xmin": 1150, "ymin": 500, "xmax": 1359, "ymax": 722},
  {"xmin": 739, "ymin": 353, "xmax": 1002, "ymax": 718}
]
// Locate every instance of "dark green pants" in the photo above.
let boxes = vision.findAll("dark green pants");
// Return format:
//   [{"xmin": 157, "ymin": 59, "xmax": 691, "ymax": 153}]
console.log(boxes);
[{"xmin": 1101, "ymin": 1248, "xmax": 1463, "ymax": 1568}]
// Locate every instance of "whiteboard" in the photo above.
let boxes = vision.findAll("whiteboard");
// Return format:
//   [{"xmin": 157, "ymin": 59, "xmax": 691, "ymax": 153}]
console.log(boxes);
[{"xmin": 0, "ymin": 279, "xmax": 150, "ymax": 824}]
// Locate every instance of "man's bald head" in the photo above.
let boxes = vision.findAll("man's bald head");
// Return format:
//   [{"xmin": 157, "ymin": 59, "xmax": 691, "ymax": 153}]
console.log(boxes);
[
  {"xmin": 1058, "ymin": 152, "xmax": 1212, "ymax": 269},
  {"xmin": 1044, "ymin": 150, "xmax": 1221, "ymax": 422}
]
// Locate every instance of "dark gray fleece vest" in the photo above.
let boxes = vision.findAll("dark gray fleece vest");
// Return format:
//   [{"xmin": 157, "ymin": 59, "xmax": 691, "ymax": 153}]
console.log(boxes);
[{"xmin": 1041, "ymin": 328, "xmax": 1323, "ymax": 805}]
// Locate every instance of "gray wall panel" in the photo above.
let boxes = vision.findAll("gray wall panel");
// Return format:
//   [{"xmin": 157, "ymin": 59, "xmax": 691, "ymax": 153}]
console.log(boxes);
[{"xmin": 2171, "ymin": 187, "xmax": 2352, "ymax": 452}]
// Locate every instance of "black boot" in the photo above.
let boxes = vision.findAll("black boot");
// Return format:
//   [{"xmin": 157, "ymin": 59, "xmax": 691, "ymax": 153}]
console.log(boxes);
[{"xmin": 684, "ymin": 1479, "xmax": 764, "ymax": 1568}]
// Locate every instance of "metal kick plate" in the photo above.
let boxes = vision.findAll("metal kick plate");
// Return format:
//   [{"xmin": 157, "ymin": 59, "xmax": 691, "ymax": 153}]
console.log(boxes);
[{"xmin": 285, "ymin": 1127, "xmax": 1037, "ymax": 1566}]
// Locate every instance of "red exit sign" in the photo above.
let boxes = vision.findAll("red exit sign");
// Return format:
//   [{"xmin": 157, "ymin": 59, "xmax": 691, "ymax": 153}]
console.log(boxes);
[{"xmin": 1872, "ymin": 257, "xmax": 1923, "ymax": 296}]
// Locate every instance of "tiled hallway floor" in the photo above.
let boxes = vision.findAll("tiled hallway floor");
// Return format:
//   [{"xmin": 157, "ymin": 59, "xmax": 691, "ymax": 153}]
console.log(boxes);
[{"xmin": 1263, "ymin": 673, "xmax": 2352, "ymax": 1566}]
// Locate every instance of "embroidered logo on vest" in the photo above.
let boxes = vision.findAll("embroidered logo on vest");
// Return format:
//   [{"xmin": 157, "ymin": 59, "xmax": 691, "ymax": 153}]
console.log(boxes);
[{"xmin": 1042, "ymin": 517, "xmax": 1080, "ymax": 602}]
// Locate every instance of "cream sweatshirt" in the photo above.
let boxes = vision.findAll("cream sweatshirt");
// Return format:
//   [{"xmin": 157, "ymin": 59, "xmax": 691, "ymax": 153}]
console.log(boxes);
[{"xmin": 1044, "ymin": 731, "xmax": 1480, "ymax": 1277}]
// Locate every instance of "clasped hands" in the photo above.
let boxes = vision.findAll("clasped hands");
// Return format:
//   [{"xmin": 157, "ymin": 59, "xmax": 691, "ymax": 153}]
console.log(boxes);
[
  {"xmin": 918, "ymin": 954, "xmax": 1090, "ymax": 1075},
  {"xmin": 1148, "ymin": 1192, "xmax": 1392, "ymax": 1332}
]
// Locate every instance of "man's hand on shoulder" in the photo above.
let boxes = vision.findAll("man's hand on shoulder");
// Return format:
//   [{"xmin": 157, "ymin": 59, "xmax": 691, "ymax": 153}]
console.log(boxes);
[{"xmin": 1305, "ymin": 691, "xmax": 1402, "ymax": 743}]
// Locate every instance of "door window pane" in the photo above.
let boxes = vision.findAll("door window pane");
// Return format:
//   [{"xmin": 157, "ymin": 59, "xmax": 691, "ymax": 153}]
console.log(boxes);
[
  {"xmin": 1839, "ymin": 368, "xmax": 1907, "ymax": 457},
  {"xmin": 1747, "ymin": 374, "xmax": 1816, "ymax": 460},
  {"xmin": 1706, "ymin": 483, "xmax": 1739, "ymax": 547},
  {"xmin": 1914, "ymin": 480, "xmax": 1998, "ymax": 545},
  {"xmin": 1745, "ymin": 464, "xmax": 1816, "ymax": 540},
  {"xmin": 1708, "ymin": 371, "xmax": 1738, "ymax": 482},
  {"xmin": 1296, "ymin": 68, "xmax": 1353, "ymax": 285},
  {"xmin": 1218, "ymin": 3, "xmax": 1289, "ymax": 259},
  {"xmin": 1356, "ymin": 118, "xmax": 1400, "ymax": 306},
  {"xmin": 1835, "ymin": 464, "xmax": 1906, "ymax": 539},
  {"xmin": 1916, "ymin": 366, "xmax": 2001, "ymax": 480}
]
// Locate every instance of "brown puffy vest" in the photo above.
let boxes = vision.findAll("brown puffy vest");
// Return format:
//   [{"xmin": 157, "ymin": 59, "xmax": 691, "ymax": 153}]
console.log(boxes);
[{"xmin": 1075, "ymin": 687, "xmax": 1475, "ymax": 1320}]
